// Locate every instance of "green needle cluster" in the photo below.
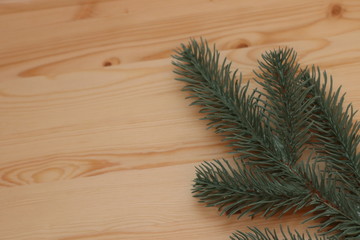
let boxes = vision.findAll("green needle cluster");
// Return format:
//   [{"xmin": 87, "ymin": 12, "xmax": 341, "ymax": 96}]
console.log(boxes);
[{"xmin": 172, "ymin": 39, "xmax": 360, "ymax": 239}]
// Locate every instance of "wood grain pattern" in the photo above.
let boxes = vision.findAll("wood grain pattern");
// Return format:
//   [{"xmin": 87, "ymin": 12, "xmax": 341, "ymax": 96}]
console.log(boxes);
[{"xmin": 1, "ymin": 0, "xmax": 360, "ymax": 239}]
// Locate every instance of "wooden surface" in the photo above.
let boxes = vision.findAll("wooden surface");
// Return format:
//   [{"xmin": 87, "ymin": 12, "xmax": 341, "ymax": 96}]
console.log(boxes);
[{"xmin": 1, "ymin": 0, "xmax": 360, "ymax": 239}]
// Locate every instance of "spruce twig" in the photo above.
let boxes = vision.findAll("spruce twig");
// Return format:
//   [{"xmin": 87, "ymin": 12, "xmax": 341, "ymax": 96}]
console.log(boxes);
[
  {"xmin": 304, "ymin": 67, "xmax": 360, "ymax": 200},
  {"xmin": 230, "ymin": 226, "xmax": 333, "ymax": 240},
  {"xmin": 172, "ymin": 39, "xmax": 360, "ymax": 239}
]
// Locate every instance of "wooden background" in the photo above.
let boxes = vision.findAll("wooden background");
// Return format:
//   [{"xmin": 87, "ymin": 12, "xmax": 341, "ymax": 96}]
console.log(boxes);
[{"xmin": 1, "ymin": 0, "xmax": 360, "ymax": 239}]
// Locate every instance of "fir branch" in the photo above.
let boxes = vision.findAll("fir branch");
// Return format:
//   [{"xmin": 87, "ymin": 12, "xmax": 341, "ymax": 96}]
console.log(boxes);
[
  {"xmin": 172, "ymin": 39, "xmax": 267, "ymax": 161},
  {"xmin": 172, "ymin": 39, "xmax": 360, "ymax": 239},
  {"xmin": 297, "ymin": 159, "xmax": 360, "ymax": 238},
  {"xmin": 254, "ymin": 48, "xmax": 315, "ymax": 166},
  {"xmin": 230, "ymin": 226, "xmax": 333, "ymax": 240},
  {"xmin": 172, "ymin": 39, "xmax": 305, "ymax": 181},
  {"xmin": 252, "ymin": 50, "xmax": 360, "ymax": 237},
  {"xmin": 304, "ymin": 67, "xmax": 360, "ymax": 198},
  {"xmin": 193, "ymin": 157, "xmax": 360, "ymax": 238},
  {"xmin": 193, "ymin": 159, "xmax": 310, "ymax": 219}
]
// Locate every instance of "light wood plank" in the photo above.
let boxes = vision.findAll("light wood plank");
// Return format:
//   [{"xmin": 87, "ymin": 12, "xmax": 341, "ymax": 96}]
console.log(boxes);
[
  {"xmin": 0, "ymin": 164, "xmax": 314, "ymax": 240},
  {"xmin": 1, "ymin": 0, "xmax": 360, "ymax": 239}
]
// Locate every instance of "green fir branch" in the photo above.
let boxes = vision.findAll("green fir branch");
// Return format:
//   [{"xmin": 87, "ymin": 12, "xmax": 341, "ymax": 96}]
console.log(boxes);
[
  {"xmin": 254, "ymin": 48, "xmax": 315, "ymax": 166},
  {"xmin": 172, "ymin": 39, "xmax": 268, "ymax": 162},
  {"xmin": 172, "ymin": 39, "xmax": 360, "ymax": 239},
  {"xmin": 297, "ymin": 158, "xmax": 360, "ymax": 238},
  {"xmin": 193, "ymin": 159, "xmax": 310, "ymax": 219},
  {"xmin": 304, "ymin": 67, "xmax": 360, "ymax": 199},
  {"xmin": 230, "ymin": 226, "xmax": 334, "ymax": 240},
  {"xmin": 172, "ymin": 39, "xmax": 305, "ymax": 181}
]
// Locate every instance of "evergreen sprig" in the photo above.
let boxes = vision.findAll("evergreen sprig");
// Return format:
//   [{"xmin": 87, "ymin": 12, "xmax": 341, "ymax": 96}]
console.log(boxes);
[
  {"xmin": 193, "ymin": 159, "xmax": 311, "ymax": 219},
  {"xmin": 230, "ymin": 226, "xmax": 334, "ymax": 240},
  {"xmin": 254, "ymin": 48, "xmax": 315, "ymax": 166},
  {"xmin": 304, "ymin": 67, "xmax": 360, "ymax": 200},
  {"xmin": 172, "ymin": 39, "xmax": 360, "ymax": 239}
]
